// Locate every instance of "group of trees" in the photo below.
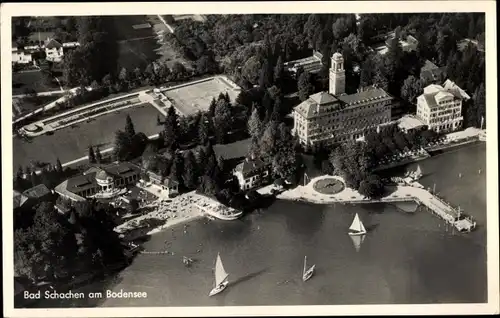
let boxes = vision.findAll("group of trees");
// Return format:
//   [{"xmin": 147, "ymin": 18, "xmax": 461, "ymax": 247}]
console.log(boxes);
[
  {"xmin": 323, "ymin": 124, "xmax": 440, "ymax": 198},
  {"xmin": 160, "ymin": 92, "xmax": 250, "ymax": 151},
  {"xmin": 87, "ymin": 145, "xmax": 103, "ymax": 164},
  {"xmin": 14, "ymin": 158, "xmax": 66, "ymax": 192},
  {"xmin": 113, "ymin": 115, "xmax": 149, "ymax": 162},
  {"xmin": 62, "ymin": 17, "xmax": 119, "ymax": 87},
  {"xmin": 14, "ymin": 199, "xmax": 126, "ymax": 283},
  {"xmin": 247, "ymin": 109, "xmax": 301, "ymax": 183}
]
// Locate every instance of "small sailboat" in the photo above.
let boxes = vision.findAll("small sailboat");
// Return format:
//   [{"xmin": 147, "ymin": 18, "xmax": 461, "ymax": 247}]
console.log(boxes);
[
  {"xmin": 348, "ymin": 213, "xmax": 367, "ymax": 236},
  {"xmin": 208, "ymin": 253, "xmax": 229, "ymax": 297},
  {"xmin": 302, "ymin": 256, "xmax": 315, "ymax": 282},
  {"xmin": 414, "ymin": 164, "xmax": 423, "ymax": 179}
]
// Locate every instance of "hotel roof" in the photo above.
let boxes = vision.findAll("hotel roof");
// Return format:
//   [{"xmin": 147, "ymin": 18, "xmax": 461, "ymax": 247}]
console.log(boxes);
[
  {"xmin": 13, "ymin": 190, "xmax": 29, "ymax": 209},
  {"xmin": 294, "ymin": 86, "xmax": 393, "ymax": 119},
  {"xmin": 22, "ymin": 184, "xmax": 51, "ymax": 199},
  {"xmin": 310, "ymin": 91, "xmax": 338, "ymax": 105},
  {"xmin": 337, "ymin": 87, "xmax": 392, "ymax": 107},
  {"xmin": 418, "ymin": 80, "xmax": 468, "ymax": 109}
]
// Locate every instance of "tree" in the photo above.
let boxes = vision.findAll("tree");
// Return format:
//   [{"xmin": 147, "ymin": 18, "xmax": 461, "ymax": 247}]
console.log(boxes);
[
  {"xmin": 198, "ymin": 175, "xmax": 218, "ymax": 197},
  {"xmin": 29, "ymin": 171, "xmax": 37, "ymax": 187},
  {"xmin": 113, "ymin": 130, "xmax": 133, "ymax": 161},
  {"xmin": 118, "ymin": 67, "xmax": 129, "ymax": 84},
  {"xmin": 87, "ymin": 146, "xmax": 96, "ymax": 163},
  {"xmin": 258, "ymin": 59, "xmax": 273, "ymax": 89},
  {"xmin": 208, "ymin": 98, "xmax": 216, "ymax": 118},
  {"xmin": 272, "ymin": 145, "xmax": 298, "ymax": 180},
  {"xmin": 259, "ymin": 121, "xmax": 279, "ymax": 159},
  {"xmin": 247, "ymin": 107, "xmax": 263, "ymax": 139},
  {"xmin": 163, "ymin": 106, "xmax": 179, "ymax": 150},
  {"xmin": 55, "ymin": 158, "xmax": 63, "ymax": 174},
  {"xmin": 213, "ymin": 98, "xmax": 232, "ymax": 144},
  {"xmin": 124, "ymin": 114, "xmax": 136, "ymax": 139},
  {"xmin": 95, "ymin": 147, "xmax": 102, "ymax": 164},
  {"xmin": 169, "ymin": 152, "xmax": 184, "ymax": 188},
  {"xmin": 358, "ymin": 175, "xmax": 385, "ymax": 199},
  {"xmin": 198, "ymin": 113, "xmax": 210, "ymax": 145},
  {"xmin": 183, "ymin": 150, "xmax": 198, "ymax": 189},
  {"xmin": 400, "ymin": 75, "xmax": 423, "ymax": 104},
  {"xmin": 297, "ymin": 72, "xmax": 314, "ymax": 101},
  {"xmin": 241, "ymin": 56, "xmax": 262, "ymax": 85},
  {"xmin": 196, "ymin": 52, "xmax": 218, "ymax": 74},
  {"xmin": 141, "ymin": 143, "xmax": 158, "ymax": 171},
  {"xmin": 171, "ymin": 62, "xmax": 187, "ymax": 80},
  {"xmin": 273, "ymin": 55, "xmax": 285, "ymax": 85}
]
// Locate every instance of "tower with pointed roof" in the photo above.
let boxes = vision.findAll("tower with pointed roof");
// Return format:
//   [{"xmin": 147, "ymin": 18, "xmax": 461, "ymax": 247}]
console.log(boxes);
[{"xmin": 329, "ymin": 52, "xmax": 346, "ymax": 96}]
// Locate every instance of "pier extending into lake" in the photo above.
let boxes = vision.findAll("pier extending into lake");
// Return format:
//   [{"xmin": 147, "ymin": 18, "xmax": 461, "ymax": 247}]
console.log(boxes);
[{"xmin": 261, "ymin": 176, "xmax": 477, "ymax": 233}]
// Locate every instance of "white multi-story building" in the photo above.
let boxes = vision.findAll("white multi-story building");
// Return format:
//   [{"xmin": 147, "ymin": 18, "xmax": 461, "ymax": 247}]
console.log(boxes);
[
  {"xmin": 292, "ymin": 52, "xmax": 394, "ymax": 147},
  {"xmin": 233, "ymin": 157, "xmax": 270, "ymax": 190},
  {"xmin": 415, "ymin": 80, "xmax": 470, "ymax": 133}
]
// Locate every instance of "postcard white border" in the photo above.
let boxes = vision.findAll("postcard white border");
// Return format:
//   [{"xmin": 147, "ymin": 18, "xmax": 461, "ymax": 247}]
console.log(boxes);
[{"xmin": 2, "ymin": 1, "xmax": 499, "ymax": 316}]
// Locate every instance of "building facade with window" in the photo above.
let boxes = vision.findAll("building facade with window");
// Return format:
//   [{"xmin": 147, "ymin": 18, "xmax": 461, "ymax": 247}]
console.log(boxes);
[
  {"xmin": 233, "ymin": 157, "xmax": 270, "ymax": 190},
  {"xmin": 145, "ymin": 171, "xmax": 179, "ymax": 198},
  {"xmin": 55, "ymin": 162, "xmax": 141, "ymax": 202},
  {"xmin": 415, "ymin": 80, "xmax": 469, "ymax": 133},
  {"xmin": 292, "ymin": 52, "xmax": 394, "ymax": 147}
]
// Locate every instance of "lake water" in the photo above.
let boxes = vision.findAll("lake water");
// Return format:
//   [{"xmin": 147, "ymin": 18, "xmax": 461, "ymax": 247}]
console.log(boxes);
[{"xmin": 25, "ymin": 143, "xmax": 487, "ymax": 307}]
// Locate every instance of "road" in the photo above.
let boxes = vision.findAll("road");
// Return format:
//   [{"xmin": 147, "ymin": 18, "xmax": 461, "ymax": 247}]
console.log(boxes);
[
  {"xmin": 156, "ymin": 15, "xmax": 175, "ymax": 34},
  {"xmin": 13, "ymin": 89, "xmax": 66, "ymax": 99}
]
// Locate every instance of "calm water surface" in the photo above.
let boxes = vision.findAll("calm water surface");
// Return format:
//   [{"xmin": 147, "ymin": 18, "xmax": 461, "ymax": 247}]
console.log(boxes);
[{"xmin": 29, "ymin": 143, "xmax": 487, "ymax": 307}]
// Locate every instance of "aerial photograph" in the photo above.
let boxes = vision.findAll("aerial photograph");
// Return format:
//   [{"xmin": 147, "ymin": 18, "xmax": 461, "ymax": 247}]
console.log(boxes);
[{"xmin": 9, "ymin": 10, "xmax": 489, "ymax": 309}]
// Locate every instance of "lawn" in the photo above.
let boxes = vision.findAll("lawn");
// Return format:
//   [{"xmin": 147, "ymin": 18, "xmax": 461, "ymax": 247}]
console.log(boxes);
[
  {"xmin": 12, "ymin": 71, "xmax": 61, "ymax": 95},
  {"xmin": 112, "ymin": 15, "xmax": 162, "ymax": 71},
  {"xmin": 13, "ymin": 103, "xmax": 163, "ymax": 169},
  {"xmin": 13, "ymin": 95, "xmax": 62, "ymax": 118},
  {"xmin": 213, "ymin": 138, "xmax": 251, "ymax": 160},
  {"xmin": 312, "ymin": 178, "xmax": 345, "ymax": 195},
  {"xmin": 117, "ymin": 37, "xmax": 161, "ymax": 71},
  {"xmin": 112, "ymin": 16, "xmax": 157, "ymax": 41}
]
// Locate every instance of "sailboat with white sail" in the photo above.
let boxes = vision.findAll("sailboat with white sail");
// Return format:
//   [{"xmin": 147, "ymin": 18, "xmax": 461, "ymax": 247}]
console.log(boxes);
[
  {"xmin": 348, "ymin": 213, "xmax": 367, "ymax": 236},
  {"xmin": 209, "ymin": 253, "xmax": 229, "ymax": 297},
  {"xmin": 302, "ymin": 256, "xmax": 315, "ymax": 282}
]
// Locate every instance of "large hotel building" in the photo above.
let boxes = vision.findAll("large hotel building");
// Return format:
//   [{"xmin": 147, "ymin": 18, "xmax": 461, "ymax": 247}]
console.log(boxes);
[
  {"xmin": 292, "ymin": 52, "xmax": 394, "ymax": 146},
  {"xmin": 415, "ymin": 79, "xmax": 469, "ymax": 133}
]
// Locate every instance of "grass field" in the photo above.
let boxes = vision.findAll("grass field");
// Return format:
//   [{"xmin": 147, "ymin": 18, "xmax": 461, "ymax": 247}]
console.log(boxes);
[
  {"xmin": 112, "ymin": 15, "xmax": 162, "ymax": 71},
  {"xmin": 13, "ymin": 103, "xmax": 163, "ymax": 169},
  {"xmin": 165, "ymin": 77, "xmax": 241, "ymax": 116},
  {"xmin": 13, "ymin": 95, "xmax": 61, "ymax": 118},
  {"xmin": 12, "ymin": 71, "xmax": 61, "ymax": 95},
  {"xmin": 213, "ymin": 138, "xmax": 251, "ymax": 160},
  {"xmin": 118, "ymin": 37, "xmax": 160, "ymax": 71}
]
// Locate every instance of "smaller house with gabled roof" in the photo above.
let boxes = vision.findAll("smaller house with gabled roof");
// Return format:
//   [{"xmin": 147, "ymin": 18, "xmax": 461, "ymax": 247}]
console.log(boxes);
[
  {"xmin": 44, "ymin": 38, "xmax": 64, "ymax": 62},
  {"xmin": 233, "ymin": 156, "xmax": 271, "ymax": 190}
]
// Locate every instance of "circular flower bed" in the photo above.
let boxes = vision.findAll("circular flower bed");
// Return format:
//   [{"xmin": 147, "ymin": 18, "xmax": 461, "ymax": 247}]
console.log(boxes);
[{"xmin": 312, "ymin": 178, "xmax": 345, "ymax": 195}]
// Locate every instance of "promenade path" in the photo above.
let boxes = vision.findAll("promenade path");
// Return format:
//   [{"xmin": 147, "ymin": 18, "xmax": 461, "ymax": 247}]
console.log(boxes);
[
  {"xmin": 13, "ymin": 89, "xmax": 66, "ymax": 98},
  {"xmin": 13, "ymin": 86, "xmax": 86, "ymax": 124},
  {"xmin": 260, "ymin": 175, "xmax": 476, "ymax": 232}
]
